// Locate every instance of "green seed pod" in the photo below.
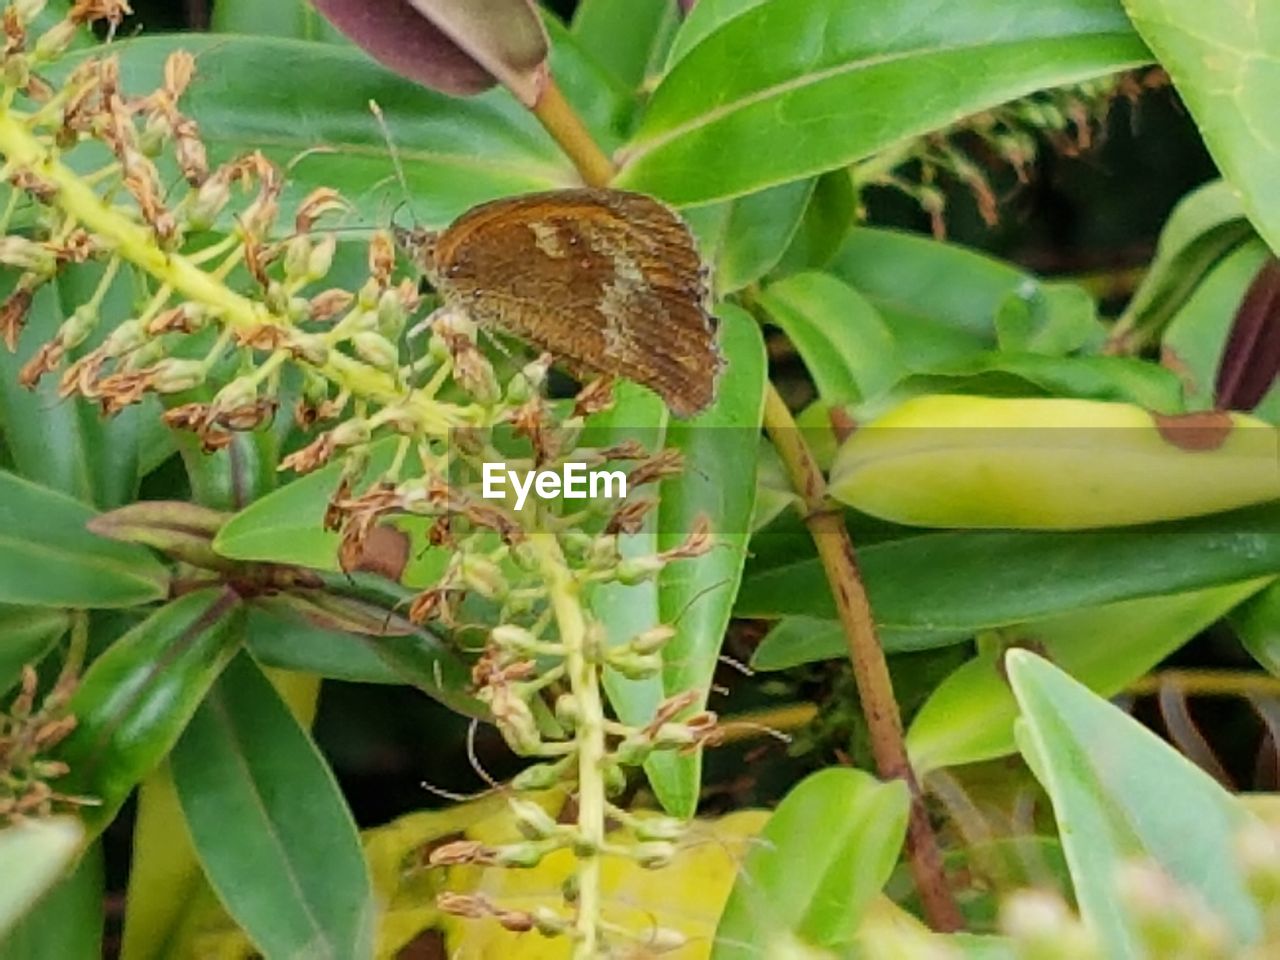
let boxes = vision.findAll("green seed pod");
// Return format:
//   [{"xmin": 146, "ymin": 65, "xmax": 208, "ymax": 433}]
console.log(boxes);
[
  {"xmin": 553, "ymin": 693, "xmax": 579, "ymax": 729},
  {"xmin": 505, "ymin": 371, "xmax": 533, "ymax": 405},
  {"xmin": 601, "ymin": 761, "xmax": 627, "ymax": 797},
  {"xmin": 615, "ymin": 555, "xmax": 664, "ymax": 586},
  {"xmin": 531, "ymin": 906, "xmax": 567, "ymax": 938},
  {"xmin": 376, "ymin": 288, "xmax": 405, "ymax": 339},
  {"xmin": 490, "ymin": 623, "xmax": 539, "ymax": 653},
  {"xmin": 613, "ymin": 736, "xmax": 652, "ymax": 766}
]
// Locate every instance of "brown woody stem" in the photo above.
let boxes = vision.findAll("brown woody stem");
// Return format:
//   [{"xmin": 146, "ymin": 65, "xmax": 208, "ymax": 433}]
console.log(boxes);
[
  {"xmin": 532, "ymin": 76, "xmax": 615, "ymax": 188},
  {"xmin": 761, "ymin": 383, "xmax": 962, "ymax": 932}
]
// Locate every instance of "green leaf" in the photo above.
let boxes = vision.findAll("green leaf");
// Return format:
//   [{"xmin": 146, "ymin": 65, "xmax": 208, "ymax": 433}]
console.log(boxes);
[
  {"xmin": 1163, "ymin": 239, "xmax": 1276, "ymax": 414},
  {"xmin": 758, "ymin": 271, "xmax": 905, "ymax": 404},
  {"xmin": 0, "ymin": 266, "xmax": 143, "ymax": 508},
  {"xmin": 55, "ymin": 590, "xmax": 244, "ymax": 835},
  {"xmin": 171, "ymin": 653, "xmax": 374, "ymax": 960},
  {"xmin": 1120, "ymin": 0, "xmax": 1280, "ymax": 256},
  {"xmin": 618, "ymin": 0, "xmax": 1150, "ymax": 204},
  {"xmin": 738, "ymin": 502, "xmax": 1280, "ymax": 637},
  {"xmin": 587, "ymin": 383, "xmax": 669, "ymax": 772},
  {"xmin": 0, "ymin": 818, "xmax": 83, "ymax": 939},
  {"xmin": 1008, "ymin": 649, "xmax": 1264, "ymax": 954},
  {"xmin": 712, "ymin": 768, "xmax": 909, "ymax": 959},
  {"xmin": 752, "ymin": 615, "xmax": 970, "ymax": 670},
  {"xmin": 0, "ymin": 838, "xmax": 102, "ymax": 960},
  {"xmin": 665, "ymin": 0, "xmax": 770, "ymax": 69},
  {"xmin": 708, "ymin": 179, "xmax": 816, "ymax": 294},
  {"xmin": 0, "ymin": 606, "xmax": 70, "ymax": 695},
  {"xmin": 827, "ymin": 228, "xmax": 1022, "ymax": 366},
  {"xmin": 1230, "ymin": 579, "xmax": 1280, "ymax": 677},
  {"xmin": 571, "ymin": 0, "xmax": 679, "ymax": 91},
  {"xmin": 994, "ymin": 281, "xmax": 1105, "ymax": 355},
  {"xmin": 211, "ymin": 0, "xmax": 348, "ymax": 41},
  {"xmin": 1119, "ymin": 179, "xmax": 1254, "ymax": 343},
  {"xmin": 91, "ymin": 35, "xmax": 577, "ymax": 227},
  {"xmin": 647, "ymin": 306, "xmax": 765, "ymax": 817},
  {"xmin": 0, "ymin": 470, "xmax": 167, "ymax": 608},
  {"xmin": 906, "ymin": 579, "xmax": 1269, "ymax": 772},
  {"xmin": 771, "ymin": 169, "xmax": 858, "ymax": 277}
]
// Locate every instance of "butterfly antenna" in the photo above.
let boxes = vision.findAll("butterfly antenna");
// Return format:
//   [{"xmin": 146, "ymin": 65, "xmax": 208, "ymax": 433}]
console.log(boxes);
[{"xmin": 368, "ymin": 100, "xmax": 418, "ymax": 226}]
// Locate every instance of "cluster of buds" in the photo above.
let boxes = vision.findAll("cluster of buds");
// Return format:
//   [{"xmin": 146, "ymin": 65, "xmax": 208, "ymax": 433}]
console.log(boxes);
[
  {"xmin": 0, "ymin": 5, "xmax": 719, "ymax": 955},
  {"xmin": 0, "ymin": 664, "xmax": 91, "ymax": 823},
  {"xmin": 866, "ymin": 71, "xmax": 1163, "ymax": 237}
]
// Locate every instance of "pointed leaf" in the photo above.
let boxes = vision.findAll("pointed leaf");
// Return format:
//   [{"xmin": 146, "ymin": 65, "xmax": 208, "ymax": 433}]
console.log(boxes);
[
  {"xmin": 171, "ymin": 653, "xmax": 375, "ymax": 960},
  {"xmin": 1008, "ymin": 649, "xmax": 1263, "ymax": 955}
]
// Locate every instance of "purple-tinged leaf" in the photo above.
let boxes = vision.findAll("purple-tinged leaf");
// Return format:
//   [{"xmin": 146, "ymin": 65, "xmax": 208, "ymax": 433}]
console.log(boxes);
[
  {"xmin": 1216, "ymin": 256, "xmax": 1280, "ymax": 411},
  {"xmin": 313, "ymin": 0, "xmax": 549, "ymax": 106}
]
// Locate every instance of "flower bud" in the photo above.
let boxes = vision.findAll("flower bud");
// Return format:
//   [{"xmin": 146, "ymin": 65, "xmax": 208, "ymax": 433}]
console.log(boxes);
[
  {"xmin": 554, "ymin": 693, "xmax": 579, "ymax": 728},
  {"xmin": 491, "ymin": 624, "xmax": 540, "ymax": 653},
  {"xmin": 461, "ymin": 554, "xmax": 507, "ymax": 600},
  {"xmin": 57, "ymin": 304, "xmax": 98, "ymax": 350},
  {"xmin": 509, "ymin": 761, "xmax": 564, "ymax": 792},
  {"xmin": 357, "ymin": 277, "xmax": 381, "ymax": 311},
  {"xmin": 351, "ymin": 331, "xmax": 399, "ymax": 372},
  {"xmin": 283, "ymin": 234, "xmax": 312, "ymax": 281},
  {"xmin": 632, "ymin": 841, "xmax": 677, "ymax": 869},
  {"xmin": 151, "ymin": 358, "xmax": 206, "ymax": 393},
  {"xmin": 329, "ymin": 418, "xmax": 371, "ymax": 449},
  {"xmin": 33, "ymin": 20, "xmax": 77, "ymax": 61},
  {"xmin": 633, "ymin": 816, "xmax": 685, "ymax": 843},
  {"xmin": 307, "ymin": 234, "xmax": 337, "ymax": 281},
  {"xmin": 510, "ymin": 798, "xmax": 559, "ymax": 840},
  {"xmin": 376, "ymin": 288, "xmax": 405, "ymax": 338},
  {"xmin": 0, "ymin": 237, "xmax": 55, "ymax": 273},
  {"xmin": 291, "ymin": 333, "xmax": 329, "ymax": 366},
  {"xmin": 614, "ymin": 736, "xmax": 652, "ymax": 766},
  {"xmin": 139, "ymin": 112, "xmax": 171, "ymax": 156},
  {"xmin": 493, "ymin": 841, "xmax": 549, "ymax": 869},
  {"xmin": 15, "ymin": 0, "xmax": 49, "ymax": 22},
  {"xmin": 615, "ymin": 555, "xmax": 665, "ymax": 586},
  {"xmin": 607, "ymin": 650, "xmax": 661, "ymax": 681},
  {"xmin": 601, "ymin": 761, "xmax": 627, "ymax": 797},
  {"xmin": 187, "ymin": 176, "xmax": 230, "ymax": 231},
  {"xmin": 213, "ymin": 376, "xmax": 258, "ymax": 412},
  {"xmin": 531, "ymin": 907, "xmax": 567, "ymax": 938},
  {"xmin": 630, "ymin": 625, "xmax": 676, "ymax": 655}
]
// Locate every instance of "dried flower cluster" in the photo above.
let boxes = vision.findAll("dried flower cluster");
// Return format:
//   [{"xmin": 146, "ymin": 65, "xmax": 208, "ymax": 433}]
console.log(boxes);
[
  {"xmin": 0, "ymin": 4, "xmax": 717, "ymax": 955},
  {"xmin": 0, "ymin": 656, "xmax": 91, "ymax": 824}
]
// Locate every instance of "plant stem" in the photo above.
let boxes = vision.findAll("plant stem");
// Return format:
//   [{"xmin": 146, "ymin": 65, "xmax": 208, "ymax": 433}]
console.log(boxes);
[
  {"xmin": 531, "ymin": 528, "xmax": 605, "ymax": 959},
  {"xmin": 761, "ymin": 383, "xmax": 962, "ymax": 932},
  {"xmin": 532, "ymin": 77, "xmax": 615, "ymax": 188}
]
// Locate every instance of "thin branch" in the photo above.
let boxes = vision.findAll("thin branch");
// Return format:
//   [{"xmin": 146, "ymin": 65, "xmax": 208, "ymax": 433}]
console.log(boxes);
[
  {"xmin": 532, "ymin": 76, "xmax": 615, "ymax": 188},
  {"xmin": 761, "ymin": 384, "xmax": 963, "ymax": 932}
]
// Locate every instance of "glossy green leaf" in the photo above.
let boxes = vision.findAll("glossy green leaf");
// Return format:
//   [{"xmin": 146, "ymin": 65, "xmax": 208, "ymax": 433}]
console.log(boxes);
[
  {"xmin": 171, "ymin": 652, "xmax": 374, "ymax": 960},
  {"xmin": 906, "ymin": 579, "xmax": 1269, "ymax": 773},
  {"xmin": 994, "ymin": 281, "xmax": 1104, "ymax": 356},
  {"xmin": 665, "ymin": 0, "xmax": 770, "ymax": 69},
  {"xmin": 1163, "ymin": 239, "xmax": 1276, "ymax": 414},
  {"xmin": 709, "ymin": 179, "xmax": 816, "ymax": 294},
  {"xmin": 0, "ymin": 606, "xmax": 70, "ymax": 695},
  {"xmin": 0, "ymin": 266, "xmax": 142, "ymax": 508},
  {"xmin": 243, "ymin": 606, "xmax": 400, "ymax": 684},
  {"xmin": 771, "ymin": 168, "xmax": 858, "ymax": 277},
  {"xmin": 1120, "ymin": 179, "xmax": 1254, "ymax": 344},
  {"xmin": 827, "ymin": 228, "xmax": 1022, "ymax": 367},
  {"xmin": 86, "ymin": 35, "xmax": 577, "ymax": 228},
  {"xmin": 649, "ymin": 306, "xmax": 766, "ymax": 817},
  {"xmin": 1009, "ymin": 649, "xmax": 1263, "ymax": 954},
  {"xmin": 0, "ymin": 838, "xmax": 101, "ymax": 960},
  {"xmin": 0, "ymin": 818, "xmax": 83, "ymax": 939},
  {"xmin": 1120, "ymin": 0, "xmax": 1280, "ymax": 256},
  {"xmin": 758, "ymin": 271, "xmax": 905, "ymax": 404},
  {"xmin": 619, "ymin": 0, "xmax": 1150, "ymax": 204},
  {"xmin": 587, "ymin": 383, "xmax": 669, "ymax": 770},
  {"xmin": 211, "ymin": 0, "xmax": 347, "ymax": 41},
  {"xmin": 888, "ymin": 351, "xmax": 1187, "ymax": 413},
  {"xmin": 571, "ymin": 0, "xmax": 678, "ymax": 91},
  {"xmin": 752, "ymin": 615, "xmax": 970, "ymax": 671},
  {"xmin": 712, "ymin": 768, "xmax": 909, "ymax": 959},
  {"xmin": 55, "ymin": 590, "xmax": 244, "ymax": 835},
  {"xmin": 0, "ymin": 470, "xmax": 167, "ymax": 608},
  {"xmin": 737, "ymin": 502, "xmax": 1280, "ymax": 637}
]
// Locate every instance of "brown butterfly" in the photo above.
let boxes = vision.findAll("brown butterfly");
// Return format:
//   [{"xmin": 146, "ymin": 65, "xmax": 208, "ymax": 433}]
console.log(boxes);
[{"xmin": 395, "ymin": 188, "xmax": 721, "ymax": 417}]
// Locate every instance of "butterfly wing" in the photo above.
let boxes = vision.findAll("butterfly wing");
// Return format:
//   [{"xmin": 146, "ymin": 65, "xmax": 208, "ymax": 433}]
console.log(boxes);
[{"xmin": 432, "ymin": 189, "xmax": 720, "ymax": 417}]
